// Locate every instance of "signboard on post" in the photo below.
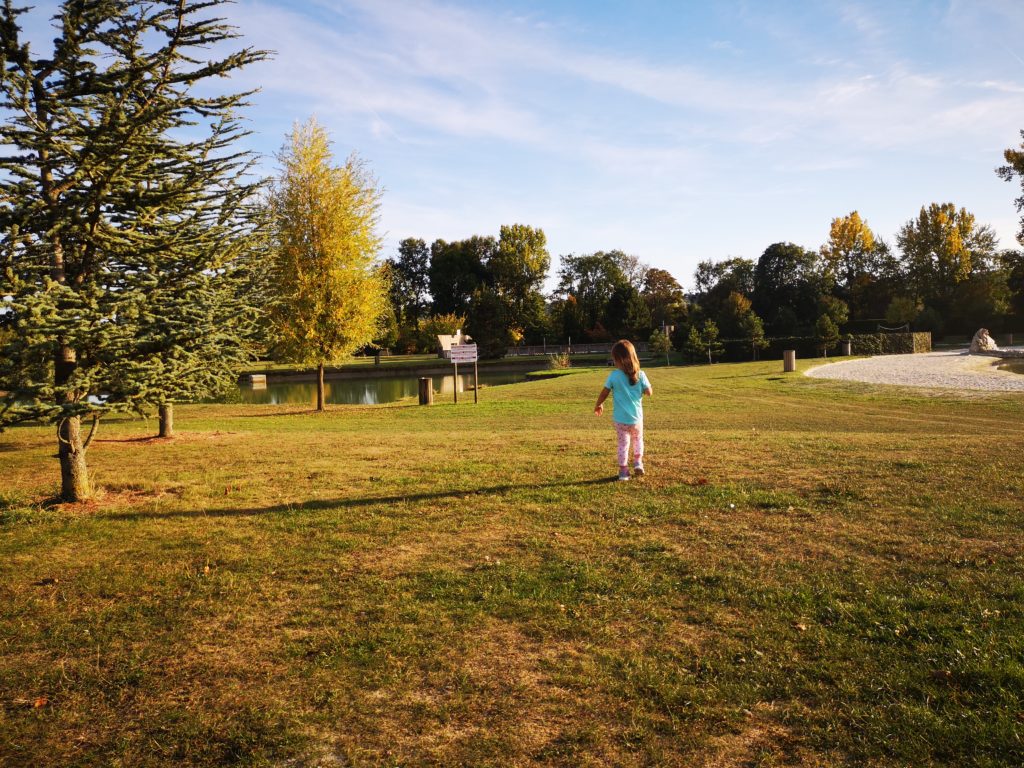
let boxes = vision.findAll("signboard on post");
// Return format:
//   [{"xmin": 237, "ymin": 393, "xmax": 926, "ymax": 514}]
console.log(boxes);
[
  {"xmin": 450, "ymin": 343, "xmax": 479, "ymax": 404},
  {"xmin": 449, "ymin": 343, "xmax": 478, "ymax": 363}
]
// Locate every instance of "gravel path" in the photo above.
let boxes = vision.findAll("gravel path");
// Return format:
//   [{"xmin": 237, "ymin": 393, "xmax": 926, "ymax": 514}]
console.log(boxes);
[{"xmin": 805, "ymin": 348, "xmax": 1024, "ymax": 392}]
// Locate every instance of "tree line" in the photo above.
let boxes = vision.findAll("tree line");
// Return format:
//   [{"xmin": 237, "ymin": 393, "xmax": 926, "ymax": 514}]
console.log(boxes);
[{"xmin": 381, "ymin": 204, "xmax": 1024, "ymax": 362}]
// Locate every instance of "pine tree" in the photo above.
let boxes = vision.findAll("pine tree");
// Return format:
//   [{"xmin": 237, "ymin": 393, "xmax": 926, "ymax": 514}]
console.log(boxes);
[
  {"xmin": 701, "ymin": 320, "xmax": 724, "ymax": 364},
  {"xmin": 0, "ymin": 1, "xmax": 267, "ymax": 500},
  {"xmin": 814, "ymin": 315, "xmax": 840, "ymax": 358},
  {"xmin": 739, "ymin": 312, "xmax": 768, "ymax": 361},
  {"xmin": 266, "ymin": 119, "xmax": 388, "ymax": 411}
]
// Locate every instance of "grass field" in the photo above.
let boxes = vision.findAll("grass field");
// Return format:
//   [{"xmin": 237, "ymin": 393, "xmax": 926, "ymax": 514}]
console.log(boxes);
[{"xmin": 1, "ymin": 360, "xmax": 1022, "ymax": 767}]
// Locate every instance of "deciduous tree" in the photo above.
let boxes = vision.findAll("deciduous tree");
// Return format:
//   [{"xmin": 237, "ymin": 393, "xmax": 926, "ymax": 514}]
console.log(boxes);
[
  {"xmin": 386, "ymin": 238, "xmax": 431, "ymax": 325},
  {"xmin": 896, "ymin": 203, "xmax": 996, "ymax": 313},
  {"xmin": 821, "ymin": 211, "xmax": 876, "ymax": 290},
  {"xmin": 490, "ymin": 223, "xmax": 550, "ymax": 339},
  {"xmin": 428, "ymin": 236, "xmax": 493, "ymax": 316},
  {"xmin": 997, "ymin": 130, "xmax": 1024, "ymax": 245},
  {"xmin": 752, "ymin": 243, "xmax": 823, "ymax": 334},
  {"xmin": 556, "ymin": 252, "xmax": 629, "ymax": 330},
  {"xmin": 266, "ymin": 119, "xmax": 388, "ymax": 411},
  {"xmin": 641, "ymin": 268, "xmax": 688, "ymax": 328}
]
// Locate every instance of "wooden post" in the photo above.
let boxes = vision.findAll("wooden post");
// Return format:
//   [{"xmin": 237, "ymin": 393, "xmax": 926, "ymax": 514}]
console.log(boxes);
[
  {"xmin": 158, "ymin": 402, "xmax": 174, "ymax": 438},
  {"xmin": 783, "ymin": 349, "xmax": 796, "ymax": 372},
  {"xmin": 418, "ymin": 377, "xmax": 432, "ymax": 405}
]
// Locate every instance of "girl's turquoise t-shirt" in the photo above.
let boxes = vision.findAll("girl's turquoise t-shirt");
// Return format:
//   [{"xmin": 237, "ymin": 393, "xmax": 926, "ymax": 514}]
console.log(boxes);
[{"xmin": 604, "ymin": 369, "xmax": 650, "ymax": 425}]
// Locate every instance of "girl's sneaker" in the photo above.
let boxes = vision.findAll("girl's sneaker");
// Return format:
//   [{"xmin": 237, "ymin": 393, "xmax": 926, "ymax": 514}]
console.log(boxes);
[
  {"xmin": 634, "ymin": 462, "xmax": 645, "ymax": 477},
  {"xmin": 618, "ymin": 468, "xmax": 631, "ymax": 481}
]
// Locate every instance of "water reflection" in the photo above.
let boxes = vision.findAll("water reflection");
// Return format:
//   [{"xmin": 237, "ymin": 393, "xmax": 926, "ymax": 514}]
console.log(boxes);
[
  {"xmin": 997, "ymin": 361, "xmax": 1024, "ymax": 376},
  {"xmin": 238, "ymin": 372, "xmax": 528, "ymax": 405}
]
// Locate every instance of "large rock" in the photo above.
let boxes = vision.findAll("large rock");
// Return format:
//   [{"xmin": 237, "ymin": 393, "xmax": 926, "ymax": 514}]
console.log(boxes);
[{"xmin": 969, "ymin": 328, "xmax": 999, "ymax": 353}]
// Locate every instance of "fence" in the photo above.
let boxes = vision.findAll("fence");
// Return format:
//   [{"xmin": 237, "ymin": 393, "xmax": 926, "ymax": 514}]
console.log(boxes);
[{"xmin": 506, "ymin": 342, "xmax": 650, "ymax": 357}]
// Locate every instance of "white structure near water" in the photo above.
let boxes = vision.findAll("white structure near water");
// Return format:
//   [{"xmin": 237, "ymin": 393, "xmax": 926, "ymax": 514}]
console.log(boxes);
[{"xmin": 436, "ymin": 329, "xmax": 472, "ymax": 359}]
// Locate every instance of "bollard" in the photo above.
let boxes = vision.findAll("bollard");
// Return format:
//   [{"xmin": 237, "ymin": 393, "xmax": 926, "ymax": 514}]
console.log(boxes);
[
  {"xmin": 783, "ymin": 349, "xmax": 796, "ymax": 372},
  {"xmin": 841, "ymin": 340, "xmax": 852, "ymax": 356},
  {"xmin": 418, "ymin": 377, "xmax": 433, "ymax": 405}
]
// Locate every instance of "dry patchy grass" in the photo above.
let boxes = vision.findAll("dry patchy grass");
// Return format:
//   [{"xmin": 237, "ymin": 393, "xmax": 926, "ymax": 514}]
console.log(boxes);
[{"xmin": 1, "ymin": 359, "xmax": 1022, "ymax": 766}]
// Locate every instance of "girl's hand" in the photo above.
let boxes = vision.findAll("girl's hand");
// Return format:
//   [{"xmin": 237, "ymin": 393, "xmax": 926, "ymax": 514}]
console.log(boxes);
[{"xmin": 594, "ymin": 404, "xmax": 603, "ymax": 416}]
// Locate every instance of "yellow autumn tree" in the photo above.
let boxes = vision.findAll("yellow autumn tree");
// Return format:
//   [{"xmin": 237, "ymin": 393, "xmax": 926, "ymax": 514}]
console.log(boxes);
[
  {"xmin": 820, "ymin": 211, "xmax": 876, "ymax": 289},
  {"xmin": 268, "ymin": 118, "xmax": 388, "ymax": 410}
]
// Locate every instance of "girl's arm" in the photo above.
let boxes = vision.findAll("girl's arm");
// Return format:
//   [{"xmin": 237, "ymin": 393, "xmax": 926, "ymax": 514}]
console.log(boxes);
[
  {"xmin": 594, "ymin": 387, "xmax": 610, "ymax": 415},
  {"xmin": 643, "ymin": 385, "xmax": 653, "ymax": 397}
]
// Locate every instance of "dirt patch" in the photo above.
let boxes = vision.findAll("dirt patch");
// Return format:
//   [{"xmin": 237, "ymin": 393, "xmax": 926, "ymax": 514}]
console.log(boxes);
[{"xmin": 698, "ymin": 703, "xmax": 810, "ymax": 767}]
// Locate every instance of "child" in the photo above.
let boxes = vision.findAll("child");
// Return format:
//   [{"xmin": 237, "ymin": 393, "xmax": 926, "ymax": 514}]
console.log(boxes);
[{"xmin": 594, "ymin": 339, "xmax": 652, "ymax": 481}]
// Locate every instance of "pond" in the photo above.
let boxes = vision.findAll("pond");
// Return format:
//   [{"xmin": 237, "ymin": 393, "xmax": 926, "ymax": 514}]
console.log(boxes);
[
  {"xmin": 997, "ymin": 360, "xmax": 1024, "ymax": 376},
  {"xmin": 237, "ymin": 371, "xmax": 531, "ymax": 406}
]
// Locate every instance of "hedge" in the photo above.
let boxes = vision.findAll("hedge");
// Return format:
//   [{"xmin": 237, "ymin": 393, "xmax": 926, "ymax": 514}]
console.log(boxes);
[{"xmin": 707, "ymin": 332, "xmax": 931, "ymax": 363}]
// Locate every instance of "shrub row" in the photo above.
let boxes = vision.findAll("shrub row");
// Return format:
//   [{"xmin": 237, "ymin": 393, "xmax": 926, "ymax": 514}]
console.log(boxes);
[{"xmin": 706, "ymin": 332, "xmax": 931, "ymax": 363}]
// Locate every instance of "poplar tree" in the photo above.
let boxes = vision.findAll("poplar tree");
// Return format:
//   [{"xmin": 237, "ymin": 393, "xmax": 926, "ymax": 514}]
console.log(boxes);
[
  {"xmin": 0, "ymin": 1, "xmax": 266, "ymax": 501},
  {"xmin": 267, "ymin": 119, "xmax": 388, "ymax": 411}
]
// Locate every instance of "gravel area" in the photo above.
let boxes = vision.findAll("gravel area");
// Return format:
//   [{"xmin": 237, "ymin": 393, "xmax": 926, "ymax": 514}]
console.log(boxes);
[{"xmin": 805, "ymin": 348, "xmax": 1024, "ymax": 392}]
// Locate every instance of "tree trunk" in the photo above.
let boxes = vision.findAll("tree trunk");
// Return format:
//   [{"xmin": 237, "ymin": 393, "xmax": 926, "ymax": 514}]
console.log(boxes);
[
  {"xmin": 158, "ymin": 402, "xmax": 174, "ymax": 438},
  {"xmin": 317, "ymin": 362, "xmax": 325, "ymax": 411},
  {"xmin": 55, "ymin": 345, "xmax": 91, "ymax": 502},
  {"xmin": 58, "ymin": 415, "xmax": 91, "ymax": 502}
]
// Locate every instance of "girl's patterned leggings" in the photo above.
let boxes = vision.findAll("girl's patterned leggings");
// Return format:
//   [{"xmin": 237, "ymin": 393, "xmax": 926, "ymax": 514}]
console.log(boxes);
[{"xmin": 614, "ymin": 421, "xmax": 644, "ymax": 466}]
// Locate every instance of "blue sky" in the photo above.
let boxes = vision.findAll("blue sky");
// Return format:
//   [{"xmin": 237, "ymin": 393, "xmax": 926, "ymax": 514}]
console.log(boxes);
[{"xmin": 21, "ymin": 0, "xmax": 1024, "ymax": 289}]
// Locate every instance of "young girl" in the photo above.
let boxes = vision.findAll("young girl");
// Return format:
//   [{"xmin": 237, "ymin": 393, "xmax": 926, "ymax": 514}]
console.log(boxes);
[{"xmin": 594, "ymin": 339, "xmax": 652, "ymax": 481}]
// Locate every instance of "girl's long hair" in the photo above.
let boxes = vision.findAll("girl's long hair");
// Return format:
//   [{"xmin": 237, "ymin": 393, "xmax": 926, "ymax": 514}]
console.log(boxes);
[{"xmin": 611, "ymin": 339, "xmax": 641, "ymax": 384}]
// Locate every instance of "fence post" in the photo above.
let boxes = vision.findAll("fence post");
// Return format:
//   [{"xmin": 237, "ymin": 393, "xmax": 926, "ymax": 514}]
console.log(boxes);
[{"xmin": 783, "ymin": 350, "xmax": 796, "ymax": 372}]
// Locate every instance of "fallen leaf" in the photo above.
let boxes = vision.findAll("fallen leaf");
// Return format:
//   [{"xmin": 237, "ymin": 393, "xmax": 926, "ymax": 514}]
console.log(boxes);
[
  {"xmin": 33, "ymin": 578, "xmax": 58, "ymax": 586},
  {"xmin": 793, "ymin": 622, "xmax": 808, "ymax": 632},
  {"xmin": 33, "ymin": 697, "xmax": 47, "ymax": 708}
]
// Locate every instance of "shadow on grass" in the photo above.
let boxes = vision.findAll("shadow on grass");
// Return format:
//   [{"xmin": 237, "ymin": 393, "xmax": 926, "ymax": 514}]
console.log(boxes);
[
  {"xmin": 96, "ymin": 435, "xmax": 170, "ymax": 444},
  {"xmin": 229, "ymin": 408, "xmax": 360, "ymax": 418},
  {"xmin": 102, "ymin": 477, "xmax": 619, "ymax": 521}
]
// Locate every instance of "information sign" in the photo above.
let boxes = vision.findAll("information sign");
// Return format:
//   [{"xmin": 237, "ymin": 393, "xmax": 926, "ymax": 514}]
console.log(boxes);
[
  {"xmin": 449, "ymin": 344, "xmax": 479, "ymax": 403},
  {"xmin": 450, "ymin": 343, "xmax": 478, "ymax": 363}
]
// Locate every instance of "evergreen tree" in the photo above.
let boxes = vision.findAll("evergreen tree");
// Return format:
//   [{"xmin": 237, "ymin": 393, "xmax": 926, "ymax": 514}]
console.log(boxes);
[
  {"xmin": 814, "ymin": 315, "xmax": 840, "ymax": 357},
  {"xmin": 683, "ymin": 325, "xmax": 705, "ymax": 363},
  {"xmin": 0, "ymin": 0, "xmax": 266, "ymax": 500},
  {"xmin": 739, "ymin": 311, "xmax": 768, "ymax": 360},
  {"xmin": 266, "ymin": 119, "xmax": 388, "ymax": 411},
  {"xmin": 684, "ymin": 320, "xmax": 722, "ymax": 364},
  {"xmin": 648, "ymin": 328, "xmax": 672, "ymax": 365}
]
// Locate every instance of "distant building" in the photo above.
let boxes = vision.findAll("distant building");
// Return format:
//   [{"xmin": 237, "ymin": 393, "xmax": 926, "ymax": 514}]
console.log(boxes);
[{"xmin": 436, "ymin": 329, "xmax": 472, "ymax": 359}]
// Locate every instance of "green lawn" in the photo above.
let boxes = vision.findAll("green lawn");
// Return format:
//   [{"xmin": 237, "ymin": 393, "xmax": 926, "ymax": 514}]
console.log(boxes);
[{"xmin": 1, "ymin": 360, "xmax": 1022, "ymax": 767}]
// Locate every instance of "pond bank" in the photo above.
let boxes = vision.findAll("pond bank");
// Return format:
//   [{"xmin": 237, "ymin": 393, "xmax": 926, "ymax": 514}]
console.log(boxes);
[{"xmin": 240, "ymin": 357, "xmax": 555, "ymax": 384}]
